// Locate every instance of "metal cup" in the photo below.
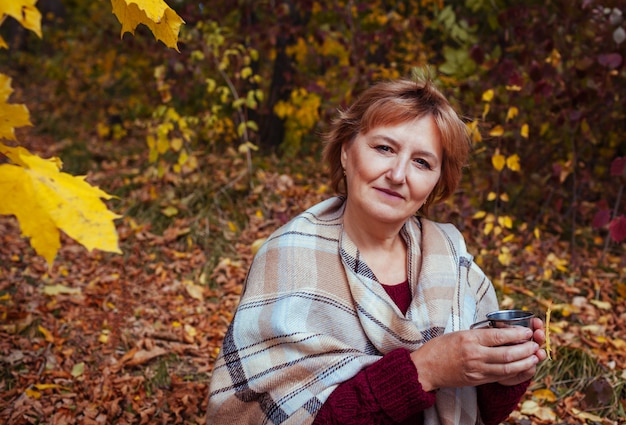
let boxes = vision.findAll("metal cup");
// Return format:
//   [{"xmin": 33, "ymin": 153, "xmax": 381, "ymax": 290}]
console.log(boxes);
[{"xmin": 470, "ymin": 309, "xmax": 535, "ymax": 330}]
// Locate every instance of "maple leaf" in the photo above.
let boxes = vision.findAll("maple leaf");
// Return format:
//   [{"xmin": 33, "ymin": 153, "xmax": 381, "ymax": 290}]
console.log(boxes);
[
  {"xmin": 609, "ymin": 215, "xmax": 626, "ymax": 243},
  {"xmin": 111, "ymin": 0, "xmax": 185, "ymax": 51},
  {"xmin": 592, "ymin": 208, "xmax": 611, "ymax": 229},
  {"xmin": 0, "ymin": 143, "xmax": 122, "ymax": 266},
  {"xmin": 611, "ymin": 156, "xmax": 626, "ymax": 177},
  {"xmin": 0, "ymin": 73, "xmax": 32, "ymax": 140},
  {"xmin": 0, "ymin": 0, "xmax": 42, "ymax": 43}
]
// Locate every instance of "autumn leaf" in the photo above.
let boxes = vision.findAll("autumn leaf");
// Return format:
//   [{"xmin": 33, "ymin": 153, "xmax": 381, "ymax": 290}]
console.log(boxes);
[
  {"xmin": 592, "ymin": 208, "xmax": 611, "ymax": 229},
  {"xmin": 0, "ymin": 0, "xmax": 42, "ymax": 42},
  {"xmin": 610, "ymin": 156, "xmax": 626, "ymax": 177},
  {"xmin": 520, "ymin": 400, "xmax": 557, "ymax": 421},
  {"xmin": 466, "ymin": 120, "xmax": 482, "ymax": 143},
  {"xmin": 488, "ymin": 125, "xmax": 504, "ymax": 137},
  {"xmin": 492, "ymin": 151, "xmax": 506, "ymax": 171},
  {"xmin": 110, "ymin": 0, "xmax": 185, "ymax": 51},
  {"xmin": 0, "ymin": 143, "xmax": 121, "ymax": 266},
  {"xmin": 0, "ymin": 74, "xmax": 32, "ymax": 140},
  {"xmin": 609, "ymin": 215, "xmax": 626, "ymax": 243},
  {"xmin": 520, "ymin": 123, "xmax": 529, "ymax": 138},
  {"xmin": 506, "ymin": 154, "xmax": 521, "ymax": 172},
  {"xmin": 505, "ymin": 106, "xmax": 518, "ymax": 122}
]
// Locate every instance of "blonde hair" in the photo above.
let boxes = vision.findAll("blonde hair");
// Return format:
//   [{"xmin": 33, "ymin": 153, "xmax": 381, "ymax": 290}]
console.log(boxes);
[{"xmin": 322, "ymin": 77, "xmax": 471, "ymax": 215}]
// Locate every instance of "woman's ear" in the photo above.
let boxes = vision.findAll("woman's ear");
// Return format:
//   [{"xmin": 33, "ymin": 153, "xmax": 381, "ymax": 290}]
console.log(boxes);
[{"xmin": 340, "ymin": 143, "xmax": 348, "ymax": 170}]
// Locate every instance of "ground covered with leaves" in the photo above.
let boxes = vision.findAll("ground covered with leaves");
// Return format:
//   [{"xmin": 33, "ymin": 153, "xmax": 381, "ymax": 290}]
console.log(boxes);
[{"xmin": 1, "ymin": 136, "xmax": 625, "ymax": 425}]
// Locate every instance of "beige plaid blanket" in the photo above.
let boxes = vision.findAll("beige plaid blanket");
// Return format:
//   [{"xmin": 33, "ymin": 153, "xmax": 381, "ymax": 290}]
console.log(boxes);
[{"xmin": 207, "ymin": 196, "xmax": 498, "ymax": 424}]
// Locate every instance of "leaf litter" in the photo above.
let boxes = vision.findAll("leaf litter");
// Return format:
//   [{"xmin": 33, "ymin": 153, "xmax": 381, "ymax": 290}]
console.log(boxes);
[{"xmin": 1, "ymin": 137, "xmax": 625, "ymax": 424}]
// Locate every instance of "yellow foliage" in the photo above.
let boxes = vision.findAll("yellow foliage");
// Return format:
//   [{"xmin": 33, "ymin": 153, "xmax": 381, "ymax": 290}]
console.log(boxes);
[
  {"xmin": 520, "ymin": 123, "xmax": 529, "ymax": 138},
  {"xmin": 472, "ymin": 210, "xmax": 486, "ymax": 219},
  {"xmin": 319, "ymin": 35, "xmax": 349, "ymax": 66},
  {"xmin": 111, "ymin": 0, "xmax": 185, "ymax": 51},
  {"xmin": 286, "ymin": 37, "xmax": 308, "ymax": 65},
  {"xmin": 506, "ymin": 154, "xmax": 521, "ymax": 172},
  {"xmin": 497, "ymin": 215, "xmax": 513, "ymax": 229},
  {"xmin": 488, "ymin": 125, "xmax": 504, "ymax": 137},
  {"xmin": 0, "ymin": 0, "xmax": 42, "ymax": 43},
  {"xmin": 466, "ymin": 120, "xmax": 482, "ymax": 143},
  {"xmin": 497, "ymin": 246, "xmax": 511, "ymax": 266},
  {"xmin": 0, "ymin": 74, "xmax": 32, "ymax": 139},
  {"xmin": 481, "ymin": 89, "xmax": 494, "ymax": 102},
  {"xmin": 481, "ymin": 103, "xmax": 490, "ymax": 120},
  {"xmin": 545, "ymin": 48, "xmax": 562, "ymax": 67},
  {"xmin": 532, "ymin": 388, "xmax": 557, "ymax": 402},
  {"xmin": 491, "ymin": 152, "xmax": 506, "ymax": 171},
  {"xmin": 274, "ymin": 88, "xmax": 321, "ymax": 156},
  {"xmin": 505, "ymin": 106, "xmax": 518, "ymax": 122},
  {"xmin": 0, "ymin": 143, "xmax": 121, "ymax": 266}
]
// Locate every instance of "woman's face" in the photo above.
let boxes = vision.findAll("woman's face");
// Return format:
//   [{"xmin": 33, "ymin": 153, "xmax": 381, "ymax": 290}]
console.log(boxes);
[{"xmin": 341, "ymin": 115, "xmax": 442, "ymax": 228}]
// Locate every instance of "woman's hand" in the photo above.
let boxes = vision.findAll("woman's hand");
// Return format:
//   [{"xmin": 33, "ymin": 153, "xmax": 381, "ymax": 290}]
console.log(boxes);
[
  {"xmin": 498, "ymin": 317, "xmax": 547, "ymax": 386},
  {"xmin": 410, "ymin": 320, "xmax": 546, "ymax": 392}
]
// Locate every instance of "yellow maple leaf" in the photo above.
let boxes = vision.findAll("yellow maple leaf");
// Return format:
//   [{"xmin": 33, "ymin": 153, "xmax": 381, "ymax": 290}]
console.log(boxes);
[
  {"xmin": 0, "ymin": 0, "xmax": 42, "ymax": 39},
  {"xmin": 0, "ymin": 74, "xmax": 32, "ymax": 140},
  {"xmin": 111, "ymin": 0, "xmax": 185, "ymax": 51},
  {"xmin": 520, "ymin": 123, "xmax": 529, "ymax": 138},
  {"xmin": 489, "ymin": 125, "xmax": 504, "ymax": 137},
  {"xmin": 0, "ymin": 143, "xmax": 121, "ymax": 266},
  {"xmin": 491, "ymin": 151, "xmax": 506, "ymax": 171},
  {"xmin": 505, "ymin": 106, "xmax": 518, "ymax": 122},
  {"xmin": 506, "ymin": 154, "xmax": 521, "ymax": 172}
]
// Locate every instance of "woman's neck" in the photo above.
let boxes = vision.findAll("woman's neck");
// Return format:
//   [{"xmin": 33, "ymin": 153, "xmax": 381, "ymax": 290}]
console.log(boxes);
[
  {"xmin": 342, "ymin": 203, "xmax": 408, "ymax": 284},
  {"xmin": 342, "ymin": 202, "xmax": 405, "ymax": 251}
]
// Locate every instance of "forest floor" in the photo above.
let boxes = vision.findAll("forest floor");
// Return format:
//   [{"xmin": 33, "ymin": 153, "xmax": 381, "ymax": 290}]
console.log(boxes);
[{"xmin": 1, "ymin": 134, "xmax": 625, "ymax": 424}]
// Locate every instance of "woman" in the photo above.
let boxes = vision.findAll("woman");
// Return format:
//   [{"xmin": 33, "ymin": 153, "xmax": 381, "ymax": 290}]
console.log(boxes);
[{"xmin": 207, "ymin": 76, "xmax": 546, "ymax": 424}]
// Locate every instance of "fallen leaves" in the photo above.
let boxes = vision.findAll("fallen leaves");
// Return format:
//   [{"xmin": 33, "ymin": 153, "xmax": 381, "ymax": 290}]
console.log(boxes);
[
  {"xmin": 1, "ymin": 135, "xmax": 624, "ymax": 424},
  {"xmin": 520, "ymin": 400, "xmax": 558, "ymax": 422}
]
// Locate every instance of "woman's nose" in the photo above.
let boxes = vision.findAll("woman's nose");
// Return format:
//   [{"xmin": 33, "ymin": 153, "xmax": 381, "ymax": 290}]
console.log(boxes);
[{"xmin": 386, "ymin": 160, "xmax": 407, "ymax": 183}]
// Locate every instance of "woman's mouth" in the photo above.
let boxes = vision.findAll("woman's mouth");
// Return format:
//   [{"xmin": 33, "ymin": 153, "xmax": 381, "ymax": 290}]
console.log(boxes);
[{"xmin": 376, "ymin": 187, "xmax": 404, "ymax": 199}]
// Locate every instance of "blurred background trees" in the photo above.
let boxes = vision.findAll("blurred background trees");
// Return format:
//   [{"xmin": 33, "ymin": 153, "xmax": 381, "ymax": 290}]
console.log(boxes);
[{"xmin": 1, "ymin": 0, "xmax": 624, "ymax": 258}]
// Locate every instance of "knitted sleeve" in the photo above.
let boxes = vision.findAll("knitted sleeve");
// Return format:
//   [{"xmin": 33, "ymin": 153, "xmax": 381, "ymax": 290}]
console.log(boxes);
[
  {"xmin": 312, "ymin": 348, "xmax": 436, "ymax": 425},
  {"xmin": 477, "ymin": 380, "xmax": 531, "ymax": 425}
]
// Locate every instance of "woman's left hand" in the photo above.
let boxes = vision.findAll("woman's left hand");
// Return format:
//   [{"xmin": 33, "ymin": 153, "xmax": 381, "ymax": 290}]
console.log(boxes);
[{"xmin": 497, "ymin": 317, "xmax": 547, "ymax": 386}]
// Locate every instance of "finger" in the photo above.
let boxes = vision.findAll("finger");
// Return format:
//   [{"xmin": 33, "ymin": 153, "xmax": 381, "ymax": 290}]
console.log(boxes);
[
  {"xmin": 535, "ymin": 347, "xmax": 548, "ymax": 362},
  {"xmin": 477, "ymin": 327, "xmax": 533, "ymax": 347},
  {"xmin": 498, "ymin": 365, "xmax": 538, "ymax": 386},
  {"xmin": 480, "ymin": 354, "xmax": 539, "ymax": 384},
  {"xmin": 487, "ymin": 340, "xmax": 540, "ymax": 365},
  {"xmin": 533, "ymin": 328, "xmax": 546, "ymax": 345},
  {"xmin": 531, "ymin": 317, "xmax": 544, "ymax": 332}
]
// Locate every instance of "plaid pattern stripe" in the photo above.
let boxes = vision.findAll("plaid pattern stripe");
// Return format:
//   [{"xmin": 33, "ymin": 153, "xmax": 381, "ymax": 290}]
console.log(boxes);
[{"xmin": 207, "ymin": 197, "xmax": 498, "ymax": 425}]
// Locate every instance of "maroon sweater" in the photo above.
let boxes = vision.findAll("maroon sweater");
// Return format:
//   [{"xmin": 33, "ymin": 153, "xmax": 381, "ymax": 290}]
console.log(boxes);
[{"xmin": 313, "ymin": 281, "xmax": 529, "ymax": 425}]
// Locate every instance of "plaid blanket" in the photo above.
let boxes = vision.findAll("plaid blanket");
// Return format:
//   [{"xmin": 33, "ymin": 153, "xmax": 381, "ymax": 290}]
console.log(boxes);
[{"xmin": 207, "ymin": 196, "xmax": 498, "ymax": 424}]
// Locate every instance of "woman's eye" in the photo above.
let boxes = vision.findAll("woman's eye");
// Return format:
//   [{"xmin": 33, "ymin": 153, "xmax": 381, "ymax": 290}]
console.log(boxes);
[
  {"xmin": 376, "ymin": 145, "xmax": 392, "ymax": 152},
  {"xmin": 414, "ymin": 158, "xmax": 432, "ymax": 169}
]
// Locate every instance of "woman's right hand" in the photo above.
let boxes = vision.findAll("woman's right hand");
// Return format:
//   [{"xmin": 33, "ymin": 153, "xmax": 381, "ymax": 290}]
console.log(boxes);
[{"xmin": 409, "ymin": 327, "xmax": 540, "ymax": 392}]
